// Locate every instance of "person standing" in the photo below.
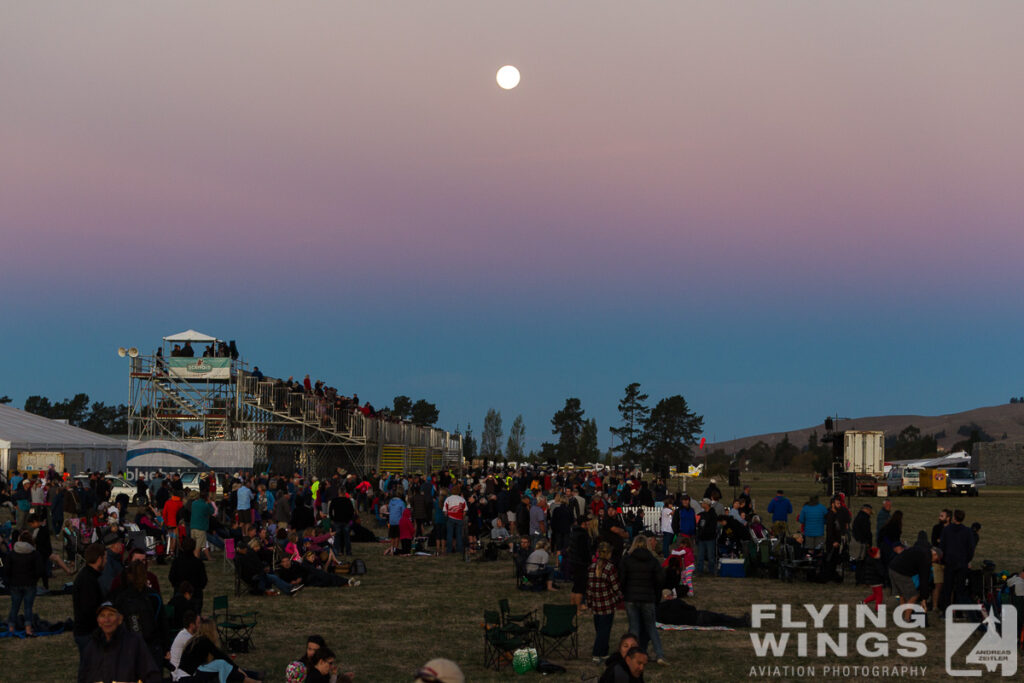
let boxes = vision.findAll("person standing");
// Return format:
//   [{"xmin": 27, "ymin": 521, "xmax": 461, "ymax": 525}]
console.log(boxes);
[
  {"xmin": 236, "ymin": 479, "xmax": 255, "ymax": 524},
  {"xmin": 568, "ymin": 513, "xmax": 593, "ymax": 613},
  {"xmin": 586, "ymin": 541, "xmax": 623, "ymax": 664},
  {"xmin": 660, "ymin": 498, "xmax": 675, "ymax": 558},
  {"xmin": 766, "ymin": 490, "xmax": 792, "ymax": 535},
  {"xmin": 387, "ymin": 493, "xmax": 406, "ymax": 554},
  {"xmin": 930, "ymin": 509, "xmax": 951, "ymax": 608},
  {"xmin": 5, "ymin": 531, "xmax": 46, "ymax": 635},
  {"xmin": 443, "ymin": 485, "xmax": 467, "ymax": 554},
  {"xmin": 529, "ymin": 496, "xmax": 548, "ymax": 546},
  {"xmin": 738, "ymin": 485, "xmax": 755, "ymax": 518},
  {"xmin": 72, "ymin": 543, "xmax": 107, "ymax": 653},
  {"xmin": 695, "ymin": 498, "xmax": 718, "ymax": 576},
  {"xmin": 875, "ymin": 499, "xmax": 893, "ymax": 545},
  {"xmin": 674, "ymin": 495, "xmax": 696, "ymax": 538},
  {"xmin": 13, "ymin": 478, "xmax": 32, "ymax": 530},
  {"xmin": 939, "ymin": 509, "xmax": 976, "ymax": 610},
  {"xmin": 328, "ymin": 491, "xmax": 355, "ymax": 557},
  {"xmin": 169, "ymin": 537, "xmax": 208, "ymax": 614},
  {"xmin": 797, "ymin": 496, "xmax": 828, "ymax": 550},
  {"xmin": 850, "ymin": 504, "xmax": 873, "ymax": 564},
  {"xmin": 619, "ymin": 534, "xmax": 667, "ymax": 665},
  {"xmin": 188, "ymin": 491, "xmax": 214, "ymax": 561},
  {"xmin": 162, "ymin": 490, "xmax": 184, "ymax": 557}
]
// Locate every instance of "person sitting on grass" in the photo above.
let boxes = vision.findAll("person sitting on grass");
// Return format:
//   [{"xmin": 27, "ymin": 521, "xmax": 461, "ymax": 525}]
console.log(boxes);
[
  {"xmin": 525, "ymin": 538, "xmax": 558, "ymax": 591},
  {"xmin": 306, "ymin": 646, "xmax": 354, "ymax": 683},
  {"xmin": 277, "ymin": 554, "xmax": 360, "ymax": 588},
  {"xmin": 233, "ymin": 539, "xmax": 303, "ymax": 596},
  {"xmin": 179, "ymin": 616, "xmax": 263, "ymax": 683},
  {"xmin": 169, "ymin": 610, "xmax": 200, "ymax": 681},
  {"xmin": 655, "ymin": 588, "xmax": 750, "ymax": 628},
  {"xmin": 600, "ymin": 643, "xmax": 647, "ymax": 683}
]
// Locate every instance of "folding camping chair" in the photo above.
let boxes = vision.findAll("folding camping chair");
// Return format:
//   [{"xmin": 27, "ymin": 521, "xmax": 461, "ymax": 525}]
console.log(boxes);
[
  {"xmin": 483, "ymin": 610, "xmax": 528, "ymax": 671},
  {"xmin": 538, "ymin": 603, "xmax": 578, "ymax": 660},
  {"xmin": 212, "ymin": 595, "xmax": 259, "ymax": 653},
  {"xmin": 498, "ymin": 598, "xmax": 538, "ymax": 646}
]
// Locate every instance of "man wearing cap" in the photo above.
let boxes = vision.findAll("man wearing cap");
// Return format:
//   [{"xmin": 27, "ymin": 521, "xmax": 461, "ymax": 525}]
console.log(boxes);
[
  {"xmin": 78, "ymin": 601, "xmax": 161, "ymax": 683},
  {"xmin": 98, "ymin": 532, "xmax": 125, "ymax": 594}
]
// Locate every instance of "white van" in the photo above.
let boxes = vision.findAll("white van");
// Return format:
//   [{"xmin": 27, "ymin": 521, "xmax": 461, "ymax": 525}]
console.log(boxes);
[{"xmin": 886, "ymin": 466, "xmax": 921, "ymax": 495}]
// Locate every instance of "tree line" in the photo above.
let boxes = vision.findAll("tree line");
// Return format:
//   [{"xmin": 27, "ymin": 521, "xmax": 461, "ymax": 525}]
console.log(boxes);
[
  {"xmin": 7, "ymin": 393, "xmax": 130, "ymax": 435},
  {"xmin": 460, "ymin": 382, "xmax": 705, "ymax": 472}
]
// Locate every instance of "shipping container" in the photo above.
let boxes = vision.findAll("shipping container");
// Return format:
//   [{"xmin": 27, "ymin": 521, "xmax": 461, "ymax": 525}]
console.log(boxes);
[{"xmin": 843, "ymin": 431, "xmax": 885, "ymax": 475}]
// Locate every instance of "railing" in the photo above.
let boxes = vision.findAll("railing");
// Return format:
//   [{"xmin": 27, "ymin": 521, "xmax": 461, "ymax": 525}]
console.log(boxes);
[{"xmin": 237, "ymin": 371, "xmax": 460, "ymax": 452}]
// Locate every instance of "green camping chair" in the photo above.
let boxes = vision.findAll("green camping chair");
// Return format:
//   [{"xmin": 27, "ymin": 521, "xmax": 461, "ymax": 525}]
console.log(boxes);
[
  {"xmin": 484, "ymin": 610, "xmax": 528, "ymax": 671},
  {"xmin": 498, "ymin": 598, "xmax": 538, "ymax": 646},
  {"xmin": 538, "ymin": 603, "xmax": 578, "ymax": 660},
  {"xmin": 212, "ymin": 595, "xmax": 259, "ymax": 653}
]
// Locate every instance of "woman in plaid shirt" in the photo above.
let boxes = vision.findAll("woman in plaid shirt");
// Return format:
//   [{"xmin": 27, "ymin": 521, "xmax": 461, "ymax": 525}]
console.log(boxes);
[{"xmin": 586, "ymin": 541, "xmax": 623, "ymax": 662}]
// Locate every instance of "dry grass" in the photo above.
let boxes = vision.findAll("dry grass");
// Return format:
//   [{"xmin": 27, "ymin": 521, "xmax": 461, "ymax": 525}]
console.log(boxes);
[{"xmin": 3, "ymin": 475, "xmax": 1021, "ymax": 682}]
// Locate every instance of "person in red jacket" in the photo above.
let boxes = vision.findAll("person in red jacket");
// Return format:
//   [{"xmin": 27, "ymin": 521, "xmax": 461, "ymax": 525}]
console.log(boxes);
[{"xmin": 162, "ymin": 493, "xmax": 184, "ymax": 556}]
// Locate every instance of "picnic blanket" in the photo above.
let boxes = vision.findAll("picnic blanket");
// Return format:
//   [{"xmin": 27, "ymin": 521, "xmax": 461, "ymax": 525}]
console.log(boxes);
[
  {"xmin": 1, "ymin": 618, "xmax": 71, "ymax": 639},
  {"xmin": 656, "ymin": 622, "xmax": 735, "ymax": 631}
]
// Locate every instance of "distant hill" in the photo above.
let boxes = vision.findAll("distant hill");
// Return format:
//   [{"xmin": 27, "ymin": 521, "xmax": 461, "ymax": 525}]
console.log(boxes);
[{"xmin": 707, "ymin": 403, "xmax": 1024, "ymax": 456}]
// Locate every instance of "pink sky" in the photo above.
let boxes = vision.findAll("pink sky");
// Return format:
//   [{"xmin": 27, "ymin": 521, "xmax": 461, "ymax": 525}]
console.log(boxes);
[{"xmin": 3, "ymin": 2, "xmax": 1023, "ymax": 446}]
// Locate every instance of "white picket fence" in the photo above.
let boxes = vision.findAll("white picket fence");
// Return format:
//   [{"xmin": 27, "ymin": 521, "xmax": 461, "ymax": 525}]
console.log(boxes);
[{"xmin": 618, "ymin": 505, "xmax": 664, "ymax": 533}]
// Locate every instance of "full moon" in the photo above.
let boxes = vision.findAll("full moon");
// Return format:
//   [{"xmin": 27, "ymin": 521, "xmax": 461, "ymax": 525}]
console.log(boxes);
[{"xmin": 496, "ymin": 65, "xmax": 520, "ymax": 90}]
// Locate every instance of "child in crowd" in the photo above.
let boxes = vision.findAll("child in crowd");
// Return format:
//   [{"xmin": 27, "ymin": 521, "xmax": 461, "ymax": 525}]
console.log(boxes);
[{"xmin": 861, "ymin": 547, "xmax": 885, "ymax": 608}]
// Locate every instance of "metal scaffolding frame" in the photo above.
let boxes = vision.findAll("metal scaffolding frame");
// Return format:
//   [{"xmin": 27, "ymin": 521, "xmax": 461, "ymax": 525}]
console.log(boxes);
[{"xmin": 126, "ymin": 348, "xmax": 462, "ymax": 477}]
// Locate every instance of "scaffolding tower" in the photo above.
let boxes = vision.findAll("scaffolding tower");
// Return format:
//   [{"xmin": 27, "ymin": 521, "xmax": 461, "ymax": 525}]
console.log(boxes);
[{"xmin": 126, "ymin": 332, "xmax": 462, "ymax": 477}]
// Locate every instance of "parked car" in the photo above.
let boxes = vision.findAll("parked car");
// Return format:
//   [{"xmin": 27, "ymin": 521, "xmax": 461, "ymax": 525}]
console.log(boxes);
[
  {"xmin": 74, "ymin": 474, "xmax": 147, "ymax": 505},
  {"xmin": 178, "ymin": 471, "xmax": 205, "ymax": 494}
]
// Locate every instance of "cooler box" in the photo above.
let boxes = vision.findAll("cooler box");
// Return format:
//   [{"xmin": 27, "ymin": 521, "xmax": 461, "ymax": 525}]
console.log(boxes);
[{"xmin": 719, "ymin": 558, "xmax": 746, "ymax": 578}]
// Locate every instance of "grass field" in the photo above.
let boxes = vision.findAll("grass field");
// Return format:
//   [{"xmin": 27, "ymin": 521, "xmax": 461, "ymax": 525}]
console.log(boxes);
[{"xmin": 3, "ymin": 474, "xmax": 1021, "ymax": 682}]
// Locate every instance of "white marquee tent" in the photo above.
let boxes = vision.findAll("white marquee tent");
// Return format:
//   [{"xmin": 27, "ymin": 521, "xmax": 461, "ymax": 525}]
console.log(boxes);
[
  {"xmin": 0, "ymin": 404, "xmax": 126, "ymax": 475},
  {"xmin": 163, "ymin": 329, "xmax": 220, "ymax": 343}
]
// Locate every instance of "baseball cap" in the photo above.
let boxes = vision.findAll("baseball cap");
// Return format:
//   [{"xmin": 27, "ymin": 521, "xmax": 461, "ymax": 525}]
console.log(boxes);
[
  {"xmin": 415, "ymin": 658, "xmax": 465, "ymax": 683},
  {"xmin": 96, "ymin": 601, "xmax": 120, "ymax": 616}
]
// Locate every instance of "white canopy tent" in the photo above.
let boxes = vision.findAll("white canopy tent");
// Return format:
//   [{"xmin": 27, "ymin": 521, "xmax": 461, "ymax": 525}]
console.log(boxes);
[
  {"xmin": 163, "ymin": 329, "xmax": 220, "ymax": 343},
  {"xmin": 0, "ymin": 404, "xmax": 126, "ymax": 474}
]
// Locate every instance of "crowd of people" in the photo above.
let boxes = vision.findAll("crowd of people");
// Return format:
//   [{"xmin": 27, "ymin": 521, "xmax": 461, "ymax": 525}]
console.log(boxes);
[{"xmin": 3, "ymin": 461, "xmax": 1021, "ymax": 681}]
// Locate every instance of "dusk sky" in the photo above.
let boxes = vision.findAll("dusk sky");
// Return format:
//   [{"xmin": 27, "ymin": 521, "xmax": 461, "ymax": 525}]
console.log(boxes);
[{"xmin": 3, "ymin": 2, "xmax": 1023, "ymax": 451}]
